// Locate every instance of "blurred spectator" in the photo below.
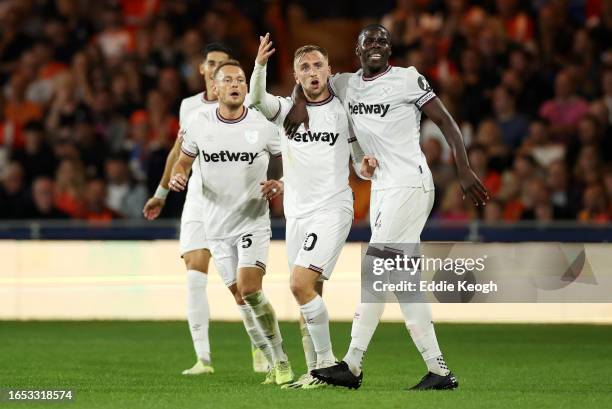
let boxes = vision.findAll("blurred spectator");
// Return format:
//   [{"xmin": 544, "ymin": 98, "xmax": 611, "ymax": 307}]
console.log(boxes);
[
  {"xmin": 482, "ymin": 199, "xmax": 503, "ymax": 222},
  {"xmin": 54, "ymin": 158, "xmax": 85, "ymax": 218},
  {"xmin": 519, "ymin": 120, "xmax": 564, "ymax": 168},
  {"xmin": 520, "ymin": 178, "xmax": 565, "ymax": 221},
  {"xmin": 10, "ymin": 121, "xmax": 56, "ymax": 184},
  {"xmin": 22, "ymin": 177, "xmax": 69, "ymax": 219},
  {"xmin": 578, "ymin": 184, "xmax": 610, "ymax": 223},
  {"xmin": 422, "ymin": 137, "xmax": 454, "ymax": 209},
  {"xmin": 457, "ymin": 48, "xmax": 491, "ymax": 126},
  {"xmin": 0, "ymin": 0, "xmax": 610, "ymax": 225},
  {"xmin": 104, "ymin": 153, "xmax": 147, "ymax": 219},
  {"xmin": 4, "ymin": 71, "xmax": 43, "ymax": 130},
  {"xmin": 437, "ymin": 181, "xmax": 476, "ymax": 221},
  {"xmin": 492, "ymin": 85, "xmax": 529, "ymax": 149},
  {"xmin": 499, "ymin": 154, "xmax": 539, "ymax": 220},
  {"xmin": 381, "ymin": 0, "xmax": 423, "ymax": 52},
  {"xmin": 603, "ymin": 166, "xmax": 612, "ymax": 209},
  {"xmin": 602, "ymin": 69, "xmax": 612, "ymax": 125},
  {"xmin": 546, "ymin": 159, "xmax": 570, "ymax": 212},
  {"xmin": 474, "ymin": 119, "xmax": 510, "ymax": 172},
  {"xmin": 180, "ymin": 29, "xmax": 205, "ymax": 94},
  {"xmin": 539, "ymin": 69, "xmax": 589, "ymax": 142},
  {"xmin": 94, "ymin": 6, "xmax": 135, "ymax": 63},
  {"xmin": 468, "ymin": 143, "xmax": 502, "ymax": 197},
  {"xmin": 495, "ymin": 0, "xmax": 534, "ymax": 44},
  {"xmin": 573, "ymin": 145, "xmax": 602, "ymax": 189},
  {"xmin": 506, "ymin": 48, "xmax": 548, "ymax": 117},
  {"xmin": 0, "ymin": 161, "xmax": 27, "ymax": 218},
  {"xmin": 81, "ymin": 178, "xmax": 119, "ymax": 221}
]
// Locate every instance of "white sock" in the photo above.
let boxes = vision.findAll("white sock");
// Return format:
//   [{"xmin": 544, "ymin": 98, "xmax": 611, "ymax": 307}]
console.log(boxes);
[
  {"xmin": 243, "ymin": 291, "xmax": 287, "ymax": 364},
  {"xmin": 186, "ymin": 270, "xmax": 210, "ymax": 362},
  {"xmin": 343, "ymin": 302, "xmax": 385, "ymax": 376},
  {"xmin": 300, "ymin": 295, "xmax": 334, "ymax": 367},
  {"xmin": 237, "ymin": 304, "xmax": 274, "ymax": 368},
  {"xmin": 399, "ymin": 302, "xmax": 449, "ymax": 376},
  {"xmin": 300, "ymin": 323, "xmax": 317, "ymax": 372}
]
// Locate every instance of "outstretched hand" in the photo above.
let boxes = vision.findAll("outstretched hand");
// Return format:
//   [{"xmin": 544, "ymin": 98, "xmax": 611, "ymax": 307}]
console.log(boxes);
[
  {"xmin": 256, "ymin": 33, "xmax": 276, "ymax": 66},
  {"xmin": 458, "ymin": 168, "xmax": 489, "ymax": 207}
]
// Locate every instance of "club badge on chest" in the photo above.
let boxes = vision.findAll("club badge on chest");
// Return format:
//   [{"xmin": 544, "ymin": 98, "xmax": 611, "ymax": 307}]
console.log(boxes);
[{"xmin": 244, "ymin": 130, "xmax": 259, "ymax": 144}]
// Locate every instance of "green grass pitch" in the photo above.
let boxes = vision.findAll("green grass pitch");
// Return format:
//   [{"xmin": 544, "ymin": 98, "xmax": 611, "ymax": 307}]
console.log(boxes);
[{"xmin": 1, "ymin": 321, "xmax": 611, "ymax": 409}]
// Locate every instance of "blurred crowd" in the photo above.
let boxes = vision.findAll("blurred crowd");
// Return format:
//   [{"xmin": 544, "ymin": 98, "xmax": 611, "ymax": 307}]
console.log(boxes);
[{"xmin": 0, "ymin": 0, "xmax": 610, "ymax": 224}]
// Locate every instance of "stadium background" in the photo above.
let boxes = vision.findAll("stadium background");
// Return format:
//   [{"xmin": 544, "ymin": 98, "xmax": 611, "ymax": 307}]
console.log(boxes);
[
  {"xmin": 1, "ymin": 1, "xmax": 611, "ymax": 408},
  {"xmin": 1, "ymin": 0, "xmax": 611, "ymax": 321}
]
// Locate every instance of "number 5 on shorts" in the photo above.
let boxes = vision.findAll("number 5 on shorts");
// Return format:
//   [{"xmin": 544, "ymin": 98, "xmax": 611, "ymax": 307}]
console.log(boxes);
[{"xmin": 241, "ymin": 234, "xmax": 253, "ymax": 249}]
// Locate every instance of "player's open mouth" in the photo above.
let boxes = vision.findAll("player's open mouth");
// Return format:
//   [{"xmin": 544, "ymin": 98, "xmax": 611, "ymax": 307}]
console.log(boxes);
[
  {"xmin": 369, "ymin": 53, "xmax": 382, "ymax": 61},
  {"xmin": 230, "ymin": 91, "xmax": 240, "ymax": 97},
  {"xmin": 311, "ymin": 80, "xmax": 320, "ymax": 87}
]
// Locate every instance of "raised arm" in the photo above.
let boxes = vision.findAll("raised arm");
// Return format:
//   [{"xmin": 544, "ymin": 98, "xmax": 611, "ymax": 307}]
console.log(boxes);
[
  {"xmin": 422, "ymin": 98, "xmax": 489, "ymax": 206},
  {"xmin": 250, "ymin": 33, "xmax": 282, "ymax": 119}
]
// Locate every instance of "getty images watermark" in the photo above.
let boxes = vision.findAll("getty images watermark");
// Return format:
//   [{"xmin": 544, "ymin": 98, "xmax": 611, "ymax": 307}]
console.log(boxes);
[
  {"xmin": 361, "ymin": 243, "xmax": 612, "ymax": 303},
  {"xmin": 371, "ymin": 252, "xmax": 496, "ymax": 294}
]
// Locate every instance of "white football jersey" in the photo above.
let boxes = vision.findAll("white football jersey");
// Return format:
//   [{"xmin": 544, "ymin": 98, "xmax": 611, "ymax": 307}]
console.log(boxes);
[
  {"xmin": 329, "ymin": 66, "xmax": 435, "ymax": 191},
  {"xmin": 179, "ymin": 92, "xmax": 217, "ymax": 223},
  {"xmin": 268, "ymin": 95, "xmax": 353, "ymax": 218},
  {"xmin": 179, "ymin": 92, "xmax": 252, "ymax": 223},
  {"xmin": 181, "ymin": 106, "xmax": 281, "ymax": 239}
]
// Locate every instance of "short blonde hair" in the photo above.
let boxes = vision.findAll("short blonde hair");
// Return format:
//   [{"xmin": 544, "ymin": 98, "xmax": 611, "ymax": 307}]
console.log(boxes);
[{"xmin": 293, "ymin": 45, "xmax": 329, "ymax": 65}]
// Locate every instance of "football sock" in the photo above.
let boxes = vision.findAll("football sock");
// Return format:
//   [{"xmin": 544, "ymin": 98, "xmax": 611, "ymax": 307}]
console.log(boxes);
[
  {"xmin": 426, "ymin": 355, "xmax": 450, "ymax": 376},
  {"xmin": 237, "ymin": 304, "xmax": 274, "ymax": 368},
  {"xmin": 399, "ymin": 302, "xmax": 449, "ymax": 376},
  {"xmin": 299, "ymin": 295, "xmax": 335, "ymax": 367},
  {"xmin": 186, "ymin": 270, "xmax": 210, "ymax": 363},
  {"xmin": 300, "ymin": 323, "xmax": 317, "ymax": 372},
  {"xmin": 243, "ymin": 291, "xmax": 287, "ymax": 363},
  {"xmin": 343, "ymin": 302, "xmax": 385, "ymax": 376}
]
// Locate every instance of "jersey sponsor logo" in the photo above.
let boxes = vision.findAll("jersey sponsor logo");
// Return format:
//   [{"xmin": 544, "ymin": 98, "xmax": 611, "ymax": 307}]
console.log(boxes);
[
  {"xmin": 201, "ymin": 150, "xmax": 258, "ymax": 164},
  {"xmin": 292, "ymin": 131, "xmax": 339, "ymax": 146},
  {"xmin": 348, "ymin": 102, "xmax": 390, "ymax": 117}
]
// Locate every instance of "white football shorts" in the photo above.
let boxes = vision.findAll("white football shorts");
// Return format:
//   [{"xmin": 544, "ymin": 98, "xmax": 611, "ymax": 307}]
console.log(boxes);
[
  {"xmin": 369, "ymin": 182, "xmax": 435, "ymax": 245},
  {"xmin": 286, "ymin": 207, "xmax": 353, "ymax": 280},
  {"xmin": 179, "ymin": 220, "xmax": 209, "ymax": 256},
  {"xmin": 208, "ymin": 230, "xmax": 270, "ymax": 287}
]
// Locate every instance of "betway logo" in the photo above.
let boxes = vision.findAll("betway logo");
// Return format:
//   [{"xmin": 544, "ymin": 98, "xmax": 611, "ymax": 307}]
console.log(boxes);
[
  {"xmin": 348, "ymin": 102, "xmax": 390, "ymax": 117},
  {"xmin": 201, "ymin": 150, "xmax": 258, "ymax": 164},
  {"xmin": 292, "ymin": 131, "xmax": 339, "ymax": 146}
]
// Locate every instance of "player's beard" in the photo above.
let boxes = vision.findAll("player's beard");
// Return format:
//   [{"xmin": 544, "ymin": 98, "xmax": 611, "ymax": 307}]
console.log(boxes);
[
  {"xmin": 222, "ymin": 96, "xmax": 245, "ymax": 111},
  {"xmin": 304, "ymin": 85, "xmax": 325, "ymax": 102}
]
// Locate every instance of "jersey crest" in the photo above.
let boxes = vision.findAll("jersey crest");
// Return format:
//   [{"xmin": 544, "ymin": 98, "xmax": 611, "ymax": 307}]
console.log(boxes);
[{"xmin": 244, "ymin": 130, "xmax": 259, "ymax": 144}]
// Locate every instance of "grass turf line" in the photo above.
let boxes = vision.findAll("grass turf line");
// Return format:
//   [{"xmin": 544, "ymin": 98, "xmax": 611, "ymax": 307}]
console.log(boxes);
[{"xmin": 1, "ymin": 321, "xmax": 611, "ymax": 409}]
